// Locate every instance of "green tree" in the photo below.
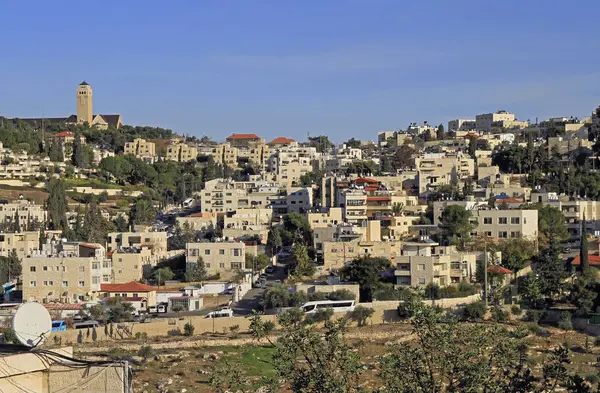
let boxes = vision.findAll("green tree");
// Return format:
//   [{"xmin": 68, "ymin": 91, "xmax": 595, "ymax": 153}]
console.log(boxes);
[
  {"xmin": 535, "ymin": 238, "xmax": 568, "ymax": 300},
  {"xmin": 88, "ymin": 304, "xmax": 105, "ymax": 321},
  {"xmin": 340, "ymin": 256, "xmax": 391, "ymax": 301},
  {"xmin": 113, "ymin": 215, "xmax": 129, "ymax": 232},
  {"xmin": 350, "ymin": 305, "xmax": 374, "ymax": 327},
  {"xmin": 495, "ymin": 238, "xmax": 537, "ymax": 274},
  {"xmin": 48, "ymin": 140, "xmax": 63, "ymax": 162},
  {"xmin": 245, "ymin": 253, "xmax": 270, "ymax": 271},
  {"xmin": 344, "ymin": 138, "xmax": 362, "ymax": 148},
  {"xmin": 266, "ymin": 227, "xmax": 283, "ymax": 256},
  {"xmin": 0, "ymin": 249, "xmax": 22, "ymax": 283},
  {"xmin": 46, "ymin": 179, "xmax": 68, "ymax": 230},
  {"xmin": 436, "ymin": 123, "xmax": 445, "ymax": 140},
  {"xmin": 153, "ymin": 267, "xmax": 174, "ymax": 285},
  {"xmin": 184, "ymin": 259, "xmax": 208, "ymax": 282},
  {"xmin": 468, "ymin": 136, "xmax": 477, "ymax": 158},
  {"xmin": 580, "ymin": 214, "xmax": 589, "ymax": 271},
  {"xmin": 137, "ymin": 345, "xmax": 153, "ymax": 362},
  {"xmin": 183, "ymin": 321, "xmax": 195, "ymax": 336},
  {"xmin": 12, "ymin": 211, "xmax": 20, "ymax": 233},
  {"xmin": 438, "ymin": 205, "xmax": 476, "ymax": 249},
  {"xmin": 71, "ymin": 133, "xmax": 87, "ymax": 168},
  {"xmin": 129, "ymin": 195, "xmax": 156, "ymax": 226},
  {"xmin": 520, "ymin": 275, "xmax": 544, "ymax": 308},
  {"xmin": 308, "ymin": 135, "xmax": 334, "ymax": 153},
  {"xmin": 569, "ymin": 269, "xmax": 598, "ymax": 316},
  {"xmin": 105, "ymin": 298, "xmax": 135, "ymax": 323},
  {"xmin": 292, "ymin": 243, "xmax": 315, "ymax": 276}
]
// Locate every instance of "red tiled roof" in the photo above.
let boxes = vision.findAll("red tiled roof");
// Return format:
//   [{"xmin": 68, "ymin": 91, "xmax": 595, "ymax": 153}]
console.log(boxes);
[
  {"xmin": 355, "ymin": 177, "xmax": 378, "ymax": 184},
  {"xmin": 487, "ymin": 265, "xmax": 513, "ymax": 274},
  {"xmin": 189, "ymin": 212, "xmax": 215, "ymax": 218},
  {"xmin": 226, "ymin": 133, "xmax": 260, "ymax": 140},
  {"xmin": 367, "ymin": 197, "xmax": 391, "ymax": 202},
  {"xmin": 268, "ymin": 137, "xmax": 296, "ymax": 145},
  {"xmin": 122, "ymin": 297, "xmax": 146, "ymax": 302},
  {"xmin": 571, "ymin": 254, "xmax": 600, "ymax": 266},
  {"xmin": 100, "ymin": 281, "xmax": 156, "ymax": 292},
  {"xmin": 54, "ymin": 131, "xmax": 76, "ymax": 138},
  {"xmin": 496, "ymin": 198, "xmax": 522, "ymax": 204},
  {"xmin": 44, "ymin": 303, "xmax": 83, "ymax": 311},
  {"xmin": 80, "ymin": 243, "xmax": 101, "ymax": 249}
]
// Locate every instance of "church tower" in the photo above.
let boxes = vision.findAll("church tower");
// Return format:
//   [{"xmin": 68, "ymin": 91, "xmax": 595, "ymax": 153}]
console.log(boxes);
[{"xmin": 76, "ymin": 81, "xmax": 93, "ymax": 125}]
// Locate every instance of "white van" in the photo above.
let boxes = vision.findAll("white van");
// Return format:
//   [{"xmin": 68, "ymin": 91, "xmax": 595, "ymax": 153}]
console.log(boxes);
[{"xmin": 205, "ymin": 309, "xmax": 233, "ymax": 319}]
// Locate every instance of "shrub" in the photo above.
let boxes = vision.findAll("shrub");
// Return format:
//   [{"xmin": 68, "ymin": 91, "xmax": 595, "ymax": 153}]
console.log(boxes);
[
  {"xmin": 462, "ymin": 301, "xmax": 487, "ymax": 321},
  {"xmin": 595, "ymin": 336, "xmax": 600, "ymax": 346},
  {"xmin": 92, "ymin": 327, "xmax": 98, "ymax": 342},
  {"xmin": 137, "ymin": 345, "xmax": 153, "ymax": 361},
  {"xmin": 424, "ymin": 283, "xmax": 441, "ymax": 300},
  {"xmin": 351, "ymin": 306, "xmax": 375, "ymax": 327},
  {"xmin": 557, "ymin": 311, "xmax": 573, "ymax": 331},
  {"xmin": 229, "ymin": 324, "xmax": 240, "ymax": 338},
  {"xmin": 2, "ymin": 328, "xmax": 17, "ymax": 344},
  {"xmin": 183, "ymin": 321, "xmax": 195, "ymax": 336},
  {"xmin": 525, "ymin": 310, "xmax": 543, "ymax": 324},
  {"xmin": 491, "ymin": 306, "xmax": 508, "ymax": 322},
  {"xmin": 306, "ymin": 307, "xmax": 334, "ymax": 324},
  {"xmin": 77, "ymin": 330, "xmax": 83, "ymax": 344},
  {"xmin": 511, "ymin": 326, "xmax": 530, "ymax": 339},
  {"xmin": 526, "ymin": 322, "xmax": 549, "ymax": 337},
  {"xmin": 510, "ymin": 305, "xmax": 521, "ymax": 316},
  {"xmin": 326, "ymin": 289, "xmax": 356, "ymax": 301}
]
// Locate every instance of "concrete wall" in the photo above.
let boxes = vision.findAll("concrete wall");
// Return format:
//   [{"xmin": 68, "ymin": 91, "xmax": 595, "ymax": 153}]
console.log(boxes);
[
  {"xmin": 0, "ymin": 347, "xmax": 129, "ymax": 393},
  {"xmin": 72, "ymin": 187, "xmax": 143, "ymax": 197}
]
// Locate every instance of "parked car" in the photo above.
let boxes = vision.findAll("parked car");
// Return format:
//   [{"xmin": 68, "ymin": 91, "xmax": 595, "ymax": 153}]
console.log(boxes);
[
  {"xmin": 51, "ymin": 320, "xmax": 67, "ymax": 332},
  {"xmin": 220, "ymin": 288, "xmax": 235, "ymax": 295},
  {"xmin": 265, "ymin": 266, "xmax": 275, "ymax": 274}
]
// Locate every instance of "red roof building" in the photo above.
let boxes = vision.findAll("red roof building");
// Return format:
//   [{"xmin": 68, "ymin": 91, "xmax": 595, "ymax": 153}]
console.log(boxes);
[
  {"xmin": 268, "ymin": 137, "xmax": 296, "ymax": 146},
  {"xmin": 100, "ymin": 281, "xmax": 156, "ymax": 293},
  {"xmin": 571, "ymin": 254, "xmax": 600, "ymax": 266},
  {"xmin": 487, "ymin": 265, "xmax": 513, "ymax": 275},
  {"xmin": 226, "ymin": 133, "xmax": 262, "ymax": 147}
]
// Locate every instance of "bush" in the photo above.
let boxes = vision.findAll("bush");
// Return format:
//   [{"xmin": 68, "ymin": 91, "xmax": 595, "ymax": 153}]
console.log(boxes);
[
  {"xmin": 525, "ymin": 310, "xmax": 543, "ymax": 324},
  {"xmin": 183, "ymin": 321, "xmax": 195, "ymax": 336},
  {"xmin": 137, "ymin": 345, "xmax": 153, "ymax": 361},
  {"xmin": 351, "ymin": 306, "xmax": 374, "ymax": 327},
  {"xmin": 229, "ymin": 325, "xmax": 240, "ymax": 338},
  {"xmin": 595, "ymin": 336, "xmax": 600, "ymax": 346},
  {"xmin": 305, "ymin": 307, "xmax": 334, "ymax": 324},
  {"xmin": 462, "ymin": 301, "xmax": 487, "ymax": 321},
  {"xmin": 424, "ymin": 283, "xmax": 441, "ymax": 300},
  {"xmin": 510, "ymin": 305, "xmax": 521, "ymax": 316},
  {"xmin": 511, "ymin": 326, "xmax": 530, "ymax": 339},
  {"xmin": 77, "ymin": 330, "xmax": 83, "ymax": 344},
  {"xmin": 491, "ymin": 306, "xmax": 508, "ymax": 322},
  {"xmin": 526, "ymin": 322, "xmax": 549, "ymax": 337},
  {"xmin": 557, "ymin": 311, "xmax": 573, "ymax": 331},
  {"xmin": 2, "ymin": 328, "xmax": 17, "ymax": 344}
]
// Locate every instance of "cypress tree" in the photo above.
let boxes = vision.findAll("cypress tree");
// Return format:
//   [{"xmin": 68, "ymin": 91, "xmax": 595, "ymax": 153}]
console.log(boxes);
[{"xmin": 581, "ymin": 213, "xmax": 589, "ymax": 271}]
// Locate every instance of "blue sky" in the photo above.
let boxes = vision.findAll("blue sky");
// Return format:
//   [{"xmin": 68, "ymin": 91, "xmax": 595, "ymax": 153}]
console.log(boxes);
[{"xmin": 1, "ymin": 0, "xmax": 599, "ymax": 142}]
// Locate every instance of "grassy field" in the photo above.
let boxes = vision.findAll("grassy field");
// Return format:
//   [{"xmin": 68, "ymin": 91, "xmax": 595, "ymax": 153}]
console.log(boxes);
[{"xmin": 76, "ymin": 322, "xmax": 600, "ymax": 393}]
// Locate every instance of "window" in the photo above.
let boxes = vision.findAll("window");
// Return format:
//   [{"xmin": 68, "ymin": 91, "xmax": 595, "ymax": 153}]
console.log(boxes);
[
  {"xmin": 43, "ymin": 266, "xmax": 49, "ymax": 271},
  {"xmin": 92, "ymin": 262, "xmax": 100, "ymax": 270},
  {"xmin": 231, "ymin": 262, "xmax": 242, "ymax": 269},
  {"xmin": 43, "ymin": 281, "xmax": 48, "ymax": 286},
  {"xmin": 485, "ymin": 231, "xmax": 492, "ymax": 237},
  {"xmin": 78, "ymin": 281, "xmax": 85, "ymax": 287},
  {"xmin": 347, "ymin": 247, "xmax": 354, "ymax": 253},
  {"xmin": 511, "ymin": 217, "xmax": 520, "ymax": 224},
  {"xmin": 79, "ymin": 266, "xmax": 85, "ymax": 272},
  {"xmin": 498, "ymin": 231, "xmax": 508, "ymax": 238},
  {"xmin": 233, "ymin": 249, "xmax": 241, "ymax": 257},
  {"xmin": 103, "ymin": 261, "xmax": 111, "ymax": 268},
  {"xmin": 133, "ymin": 293, "xmax": 138, "ymax": 298},
  {"xmin": 219, "ymin": 249, "xmax": 225, "ymax": 255},
  {"xmin": 62, "ymin": 281, "xmax": 69, "ymax": 287},
  {"xmin": 30, "ymin": 281, "xmax": 36, "ymax": 287},
  {"xmin": 30, "ymin": 266, "xmax": 36, "ymax": 272},
  {"xmin": 315, "ymin": 233, "xmax": 319, "ymax": 239},
  {"xmin": 498, "ymin": 217, "xmax": 508, "ymax": 225},
  {"xmin": 451, "ymin": 262, "xmax": 461, "ymax": 270},
  {"xmin": 417, "ymin": 264, "xmax": 425, "ymax": 271},
  {"xmin": 92, "ymin": 276, "xmax": 100, "ymax": 284},
  {"xmin": 418, "ymin": 278, "xmax": 426, "ymax": 285},
  {"xmin": 510, "ymin": 231, "xmax": 521, "ymax": 238},
  {"xmin": 204, "ymin": 249, "xmax": 211, "ymax": 255},
  {"xmin": 205, "ymin": 263, "xmax": 211, "ymax": 268},
  {"xmin": 483, "ymin": 217, "xmax": 492, "ymax": 224},
  {"xmin": 103, "ymin": 275, "xmax": 111, "ymax": 282},
  {"xmin": 219, "ymin": 263, "xmax": 225, "ymax": 269},
  {"xmin": 62, "ymin": 266, "xmax": 66, "ymax": 272}
]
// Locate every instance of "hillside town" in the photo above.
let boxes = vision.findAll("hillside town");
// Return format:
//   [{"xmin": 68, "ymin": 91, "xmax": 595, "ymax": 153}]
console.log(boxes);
[{"xmin": 3, "ymin": 82, "xmax": 600, "ymax": 391}]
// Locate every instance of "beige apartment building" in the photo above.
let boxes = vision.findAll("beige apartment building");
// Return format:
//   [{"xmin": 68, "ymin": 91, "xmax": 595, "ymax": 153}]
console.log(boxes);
[
  {"xmin": 199, "ymin": 178, "xmax": 283, "ymax": 213},
  {"xmin": 432, "ymin": 201, "xmax": 538, "ymax": 240},
  {"xmin": 0, "ymin": 231, "xmax": 62, "ymax": 259},
  {"xmin": 308, "ymin": 208, "xmax": 343, "ymax": 228},
  {"xmin": 22, "ymin": 242, "xmax": 111, "ymax": 303},
  {"xmin": 111, "ymin": 248, "xmax": 156, "ymax": 283},
  {"xmin": 0, "ymin": 200, "xmax": 46, "ymax": 230},
  {"xmin": 223, "ymin": 208, "xmax": 272, "ymax": 241},
  {"xmin": 415, "ymin": 153, "xmax": 475, "ymax": 197},
  {"xmin": 186, "ymin": 241, "xmax": 246, "ymax": 275},
  {"xmin": 166, "ymin": 142, "xmax": 198, "ymax": 162},
  {"xmin": 475, "ymin": 110, "xmax": 528, "ymax": 132},
  {"xmin": 447, "ymin": 119, "xmax": 476, "ymax": 132},
  {"xmin": 212, "ymin": 143, "xmax": 239, "ymax": 168},
  {"xmin": 226, "ymin": 133, "xmax": 264, "ymax": 148},
  {"xmin": 176, "ymin": 212, "xmax": 218, "ymax": 232},
  {"xmin": 531, "ymin": 192, "xmax": 600, "ymax": 238},
  {"xmin": 107, "ymin": 231, "xmax": 167, "ymax": 255},
  {"xmin": 395, "ymin": 242, "xmax": 478, "ymax": 287},
  {"xmin": 124, "ymin": 138, "xmax": 156, "ymax": 162},
  {"xmin": 246, "ymin": 141, "xmax": 269, "ymax": 168},
  {"xmin": 323, "ymin": 237, "xmax": 402, "ymax": 270}
]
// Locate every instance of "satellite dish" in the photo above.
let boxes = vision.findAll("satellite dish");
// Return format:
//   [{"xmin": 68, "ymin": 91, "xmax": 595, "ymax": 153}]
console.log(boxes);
[{"xmin": 12, "ymin": 302, "xmax": 52, "ymax": 347}]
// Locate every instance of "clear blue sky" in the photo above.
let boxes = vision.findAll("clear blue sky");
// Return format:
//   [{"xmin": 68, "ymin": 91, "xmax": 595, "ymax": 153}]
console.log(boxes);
[{"xmin": 1, "ymin": 0, "xmax": 599, "ymax": 142}]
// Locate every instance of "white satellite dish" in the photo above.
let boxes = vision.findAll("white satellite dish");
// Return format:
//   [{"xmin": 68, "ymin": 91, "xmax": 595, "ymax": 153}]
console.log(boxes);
[{"xmin": 12, "ymin": 302, "xmax": 52, "ymax": 347}]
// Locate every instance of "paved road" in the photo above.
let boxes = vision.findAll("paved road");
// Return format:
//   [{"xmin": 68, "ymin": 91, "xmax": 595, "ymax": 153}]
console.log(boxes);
[{"xmin": 232, "ymin": 265, "xmax": 288, "ymax": 315}]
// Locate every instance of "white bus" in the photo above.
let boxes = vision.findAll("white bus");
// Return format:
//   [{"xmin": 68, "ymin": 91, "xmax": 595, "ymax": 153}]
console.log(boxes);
[
  {"xmin": 205, "ymin": 308, "xmax": 234, "ymax": 319},
  {"xmin": 300, "ymin": 300, "xmax": 356, "ymax": 314}
]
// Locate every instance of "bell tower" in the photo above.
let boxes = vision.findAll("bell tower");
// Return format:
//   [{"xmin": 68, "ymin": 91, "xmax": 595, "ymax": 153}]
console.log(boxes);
[{"xmin": 76, "ymin": 81, "xmax": 93, "ymax": 125}]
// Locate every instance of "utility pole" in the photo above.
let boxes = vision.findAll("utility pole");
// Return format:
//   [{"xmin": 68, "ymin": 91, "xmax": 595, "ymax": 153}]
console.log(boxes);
[{"xmin": 483, "ymin": 234, "xmax": 488, "ymax": 306}]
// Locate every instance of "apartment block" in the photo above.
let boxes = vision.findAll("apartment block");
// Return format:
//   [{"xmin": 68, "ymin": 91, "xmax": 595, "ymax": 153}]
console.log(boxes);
[
  {"xmin": 212, "ymin": 143, "xmax": 239, "ymax": 168},
  {"xmin": 124, "ymin": 138, "xmax": 156, "ymax": 162},
  {"xmin": 223, "ymin": 208, "xmax": 272, "ymax": 242},
  {"xmin": 415, "ymin": 153, "xmax": 475, "ymax": 197},
  {"xmin": 22, "ymin": 242, "xmax": 111, "ymax": 303},
  {"xmin": 308, "ymin": 208, "xmax": 343, "ymax": 228},
  {"xmin": 107, "ymin": 231, "xmax": 167, "ymax": 255},
  {"xmin": 0, "ymin": 231, "xmax": 61, "ymax": 259},
  {"xmin": 226, "ymin": 133, "xmax": 264, "ymax": 148},
  {"xmin": 0, "ymin": 200, "xmax": 46, "ymax": 230},
  {"xmin": 186, "ymin": 241, "xmax": 246, "ymax": 275},
  {"xmin": 395, "ymin": 242, "xmax": 477, "ymax": 287},
  {"xmin": 246, "ymin": 141, "xmax": 269, "ymax": 168},
  {"xmin": 322, "ymin": 236, "xmax": 401, "ymax": 270},
  {"xmin": 199, "ymin": 178, "xmax": 284, "ymax": 213},
  {"xmin": 166, "ymin": 142, "xmax": 198, "ymax": 162},
  {"xmin": 475, "ymin": 110, "xmax": 528, "ymax": 132},
  {"xmin": 340, "ymin": 189, "xmax": 368, "ymax": 226},
  {"xmin": 111, "ymin": 248, "xmax": 156, "ymax": 283},
  {"xmin": 447, "ymin": 119, "xmax": 476, "ymax": 132},
  {"xmin": 531, "ymin": 192, "xmax": 600, "ymax": 238},
  {"xmin": 176, "ymin": 212, "xmax": 218, "ymax": 232},
  {"xmin": 432, "ymin": 201, "xmax": 538, "ymax": 240}
]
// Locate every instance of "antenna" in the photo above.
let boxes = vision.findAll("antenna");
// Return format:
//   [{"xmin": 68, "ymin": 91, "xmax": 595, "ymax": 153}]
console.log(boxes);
[{"xmin": 12, "ymin": 302, "xmax": 52, "ymax": 347}]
